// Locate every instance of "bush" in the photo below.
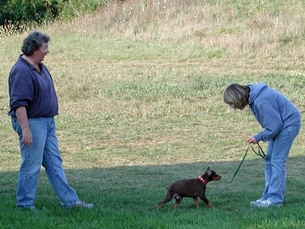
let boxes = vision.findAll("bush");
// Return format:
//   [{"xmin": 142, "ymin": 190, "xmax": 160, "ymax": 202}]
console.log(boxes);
[
  {"xmin": 0, "ymin": 0, "xmax": 110, "ymax": 27},
  {"xmin": 0, "ymin": 0, "xmax": 62, "ymax": 26},
  {"xmin": 60, "ymin": 0, "xmax": 110, "ymax": 20}
]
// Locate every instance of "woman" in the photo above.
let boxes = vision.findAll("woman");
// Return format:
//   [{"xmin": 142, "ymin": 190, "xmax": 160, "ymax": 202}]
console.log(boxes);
[
  {"xmin": 8, "ymin": 31, "xmax": 94, "ymax": 210},
  {"xmin": 223, "ymin": 83, "xmax": 301, "ymax": 207}
]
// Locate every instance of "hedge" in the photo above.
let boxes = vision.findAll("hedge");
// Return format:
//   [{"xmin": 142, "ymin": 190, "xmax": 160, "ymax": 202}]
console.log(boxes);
[{"xmin": 0, "ymin": 0, "xmax": 110, "ymax": 26}]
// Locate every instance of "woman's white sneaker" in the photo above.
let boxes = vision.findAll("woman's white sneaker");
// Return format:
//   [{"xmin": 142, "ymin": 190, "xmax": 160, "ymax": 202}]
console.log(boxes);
[
  {"xmin": 255, "ymin": 200, "xmax": 283, "ymax": 208},
  {"xmin": 250, "ymin": 198, "xmax": 265, "ymax": 206}
]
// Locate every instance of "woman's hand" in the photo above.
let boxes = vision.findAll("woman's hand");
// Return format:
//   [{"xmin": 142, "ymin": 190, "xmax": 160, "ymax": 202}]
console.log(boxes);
[{"xmin": 247, "ymin": 136, "xmax": 257, "ymax": 144}]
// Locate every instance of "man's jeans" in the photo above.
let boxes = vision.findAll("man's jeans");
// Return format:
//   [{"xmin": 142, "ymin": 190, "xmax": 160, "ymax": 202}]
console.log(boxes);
[
  {"xmin": 12, "ymin": 117, "xmax": 79, "ymax": 208},
  {"xmin": 263, "ymin": 124, "xmax": 301, "ymax": 204}
]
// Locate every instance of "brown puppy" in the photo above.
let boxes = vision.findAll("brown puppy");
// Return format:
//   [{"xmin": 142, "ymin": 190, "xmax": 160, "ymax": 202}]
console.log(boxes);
[{"xmin": 158, "ymin": 167, "xmax": 221, "ymax": 209}]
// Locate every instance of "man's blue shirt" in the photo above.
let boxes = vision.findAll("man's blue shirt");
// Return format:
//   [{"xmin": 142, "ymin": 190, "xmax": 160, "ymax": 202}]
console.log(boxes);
[{"xmin": 8, "ymin": 55, "xmax": 59, "ymax": 118}]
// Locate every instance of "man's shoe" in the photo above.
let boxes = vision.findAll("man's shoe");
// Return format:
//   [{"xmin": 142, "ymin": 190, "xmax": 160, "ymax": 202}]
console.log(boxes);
[
  {"xmin": 17, "ymin": 205, "xmax": 36, "ymax": 210},
  {"xmin": 73, "ymin": 200, "xmax": 94, "ymax": 209}
]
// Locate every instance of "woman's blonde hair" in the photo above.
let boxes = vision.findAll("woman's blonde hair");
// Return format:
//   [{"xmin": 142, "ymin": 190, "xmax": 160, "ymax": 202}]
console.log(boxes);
[{"xmin": 223, "ymin": 84, "xmax": 250, "ymax": 108}]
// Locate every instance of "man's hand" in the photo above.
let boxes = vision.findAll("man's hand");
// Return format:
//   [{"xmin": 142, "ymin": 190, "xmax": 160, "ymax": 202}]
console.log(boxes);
[
  {"xmin": 22, "ymin": 128, "xmax": 32, "ymax": 147},
  {"xmin": 15, "ymin": 106, "xmax": 32, "ymax": 147}
]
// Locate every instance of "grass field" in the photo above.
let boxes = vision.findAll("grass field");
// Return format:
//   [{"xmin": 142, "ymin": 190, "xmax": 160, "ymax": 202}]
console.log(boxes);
[{"xmin": 0, "ymin": 0, "xmax": 305, "ymax": 228}]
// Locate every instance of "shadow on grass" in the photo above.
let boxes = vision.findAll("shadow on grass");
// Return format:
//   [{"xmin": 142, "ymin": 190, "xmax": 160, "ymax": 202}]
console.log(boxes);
[{"xmin": 1, "ymin": 155, "xmax": 305, "ymax": 228}]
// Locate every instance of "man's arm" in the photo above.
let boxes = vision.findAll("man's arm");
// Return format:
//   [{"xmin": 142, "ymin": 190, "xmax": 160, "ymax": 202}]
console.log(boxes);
[{"xmin": 15, "ymin": 106, "xmax": 32, "ymax": 147}]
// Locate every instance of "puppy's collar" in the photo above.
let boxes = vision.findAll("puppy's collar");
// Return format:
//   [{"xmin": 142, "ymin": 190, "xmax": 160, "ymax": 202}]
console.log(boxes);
[{"xmin": 198, "ymin": 176, "xmax": 207, "ymax": 184}]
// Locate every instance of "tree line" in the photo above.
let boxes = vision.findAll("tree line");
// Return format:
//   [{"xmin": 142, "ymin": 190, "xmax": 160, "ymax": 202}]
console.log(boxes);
[{"xmin": 0, "ymin": 0, "xmax": 110, "ymax": 27}]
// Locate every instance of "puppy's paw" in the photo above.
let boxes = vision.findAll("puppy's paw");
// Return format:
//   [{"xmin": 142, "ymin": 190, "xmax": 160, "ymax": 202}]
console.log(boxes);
[{"xmin": 207, "ymin": 202, "xmax": 214, "ymax": 208}]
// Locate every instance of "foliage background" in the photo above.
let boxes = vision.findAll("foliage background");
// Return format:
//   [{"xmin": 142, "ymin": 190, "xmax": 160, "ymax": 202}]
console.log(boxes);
[{"xmin": 0, "ymin": 0, "xmax": 110, "ymax": 28}]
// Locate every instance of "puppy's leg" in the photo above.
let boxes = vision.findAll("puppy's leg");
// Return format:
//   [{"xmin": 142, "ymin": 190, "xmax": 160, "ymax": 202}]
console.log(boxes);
[
  {"xmin": 158, "ymin": 202, "xmax": 164, "ymax": 209},
  {"xmin": 173, "ymin": 196, "xmax": 183, "ymax": 209},
  {"xmin": 158, "ymin": 192, "xmax": 173, "ymax": 209},
  {"xmin": 199, "ymin": 195, "xmax": 214, "ymax": 208},
  {"xmin": 193, "ymin": 198, "xmax": 199, "ymax": 208}
]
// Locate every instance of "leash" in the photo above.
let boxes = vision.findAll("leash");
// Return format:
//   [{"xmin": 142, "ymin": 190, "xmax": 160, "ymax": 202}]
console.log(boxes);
[
  {"xmin": 208, "ymin": 107, "xmax": 266, "ymax": 194},
  {"xmin": 208, "ymin": 146, "xmax": 249, "ymax": 195},
  {"xmin": 209, "ymin": 143, "xmax": 266, "ymax": 195},
  {"xmin": 250, "ymin": 142, "xmax": 266, "ymax": 159}
]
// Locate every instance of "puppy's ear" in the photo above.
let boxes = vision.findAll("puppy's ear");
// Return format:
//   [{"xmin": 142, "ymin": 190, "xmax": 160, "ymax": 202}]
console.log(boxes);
[{"xmin": 206, "ymin": 167, "xmax": 212, "ymax": 176}]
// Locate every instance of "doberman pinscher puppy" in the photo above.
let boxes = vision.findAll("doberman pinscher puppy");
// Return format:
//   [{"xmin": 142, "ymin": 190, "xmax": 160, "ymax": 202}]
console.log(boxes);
[{"xmin": 158, "ymin": 167, "xmax": 221, "ymax": 209}]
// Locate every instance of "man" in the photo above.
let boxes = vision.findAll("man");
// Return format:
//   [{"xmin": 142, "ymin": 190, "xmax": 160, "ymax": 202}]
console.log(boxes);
[{"xmin": 8, "ymin": 31, "xmax": 94, "ymax": 210}]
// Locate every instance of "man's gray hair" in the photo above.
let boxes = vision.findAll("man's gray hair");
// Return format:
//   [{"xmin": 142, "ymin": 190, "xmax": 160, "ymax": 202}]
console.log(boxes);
[{"xmin": 21, "ymin": 31, "xmax": 50, "ymax": 56}]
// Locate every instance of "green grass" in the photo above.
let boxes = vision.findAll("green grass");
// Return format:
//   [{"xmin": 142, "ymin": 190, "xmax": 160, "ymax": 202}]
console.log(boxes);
[
  {"xmin": 1, "ymin": 0, "xmax": 305, "ymax": 228},
  {"xmin": 1, "ymin": 160, "xmax": 305, "ymax": 229}
]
